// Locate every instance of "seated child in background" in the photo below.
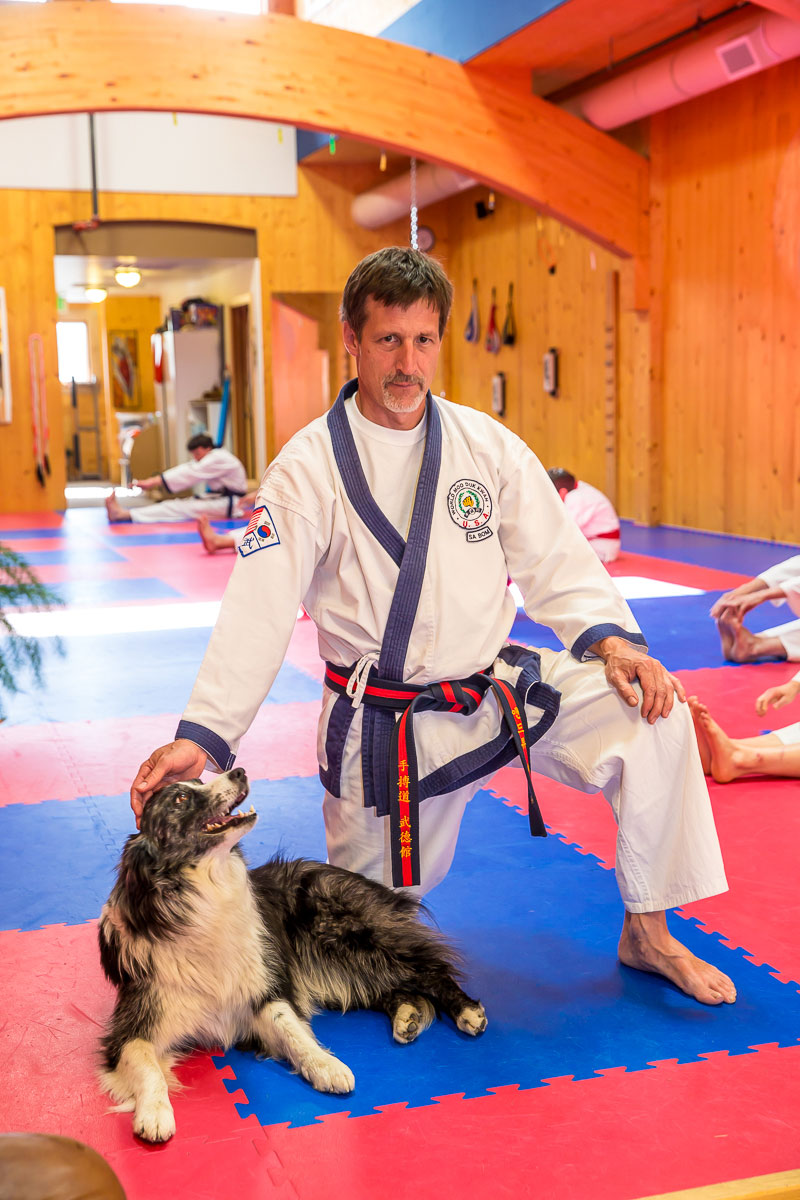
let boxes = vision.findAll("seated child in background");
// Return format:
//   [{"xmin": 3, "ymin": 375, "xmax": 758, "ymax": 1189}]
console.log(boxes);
[{"xmin": 547, "ymin": 468, "xmax": 620, "ymax": 563}]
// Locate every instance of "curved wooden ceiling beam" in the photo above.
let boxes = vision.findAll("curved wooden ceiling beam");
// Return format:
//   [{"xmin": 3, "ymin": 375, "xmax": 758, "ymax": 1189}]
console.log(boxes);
[{"xmin": 0, "ymin": 4, "xmax": 648, "ymax": 262}]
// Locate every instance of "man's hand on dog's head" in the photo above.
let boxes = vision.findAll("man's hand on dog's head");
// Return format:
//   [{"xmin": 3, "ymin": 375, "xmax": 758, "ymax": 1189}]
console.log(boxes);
[{"xmin": 130, "ymin": 739, "xmax": 209, "ymax": 827}]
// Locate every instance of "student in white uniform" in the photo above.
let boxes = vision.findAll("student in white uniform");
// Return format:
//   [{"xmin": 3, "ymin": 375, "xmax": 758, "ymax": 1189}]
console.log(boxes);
[
  {"xmin": 710, "ymin": 555, "xmax": 800, "ymax": 663},
  {"xmin": 105, "ymin": 433, "xmax": 248, "ymax": 524},
  {"xmin": 547, "ymin": 468, "xmax": 620, "ymax": 563},
  {"xmin": 130, "ymin": 247, "xmax": 736, "ymax": 1008},
  {"xmin": 689, "ymin": 675, "xmax": 800, "ymax": 781}
]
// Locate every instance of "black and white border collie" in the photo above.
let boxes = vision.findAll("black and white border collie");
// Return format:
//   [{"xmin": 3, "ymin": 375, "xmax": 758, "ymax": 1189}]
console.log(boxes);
[{"xmin": 98, "ymin": 768, "xmax": 487, "ymax": 1142}]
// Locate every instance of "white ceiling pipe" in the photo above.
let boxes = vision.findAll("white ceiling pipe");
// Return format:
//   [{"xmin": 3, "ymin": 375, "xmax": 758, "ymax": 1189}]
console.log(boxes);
[
  {"xmin": 352, "ymin": 163, "xmax": 476, "ymax": 229},
  {"xmin": 565, "ymin": 9, "xmax": 800, "ymax": 131}
]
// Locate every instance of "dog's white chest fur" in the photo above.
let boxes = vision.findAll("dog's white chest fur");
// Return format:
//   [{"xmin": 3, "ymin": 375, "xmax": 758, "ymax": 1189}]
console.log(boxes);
[{"xmin": 151, "ymin": 853, "xmax": 272, "ymax": 1051}]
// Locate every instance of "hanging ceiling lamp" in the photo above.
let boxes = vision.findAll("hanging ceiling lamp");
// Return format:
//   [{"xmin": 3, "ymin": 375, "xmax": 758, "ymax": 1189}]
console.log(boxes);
[
  {"xmin": 114, "ymin": 266, "xmax": 142, "ymax": 288},
  {"xmin": 84, "ymin": 287, "xmax": 107, "ymax": 303}
]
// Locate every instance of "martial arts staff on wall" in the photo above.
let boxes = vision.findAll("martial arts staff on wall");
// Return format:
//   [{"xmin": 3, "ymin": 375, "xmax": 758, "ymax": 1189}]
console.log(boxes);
[{"xmin": 130, "ymin": 247, "xmax": 736, "ymax": 1008}]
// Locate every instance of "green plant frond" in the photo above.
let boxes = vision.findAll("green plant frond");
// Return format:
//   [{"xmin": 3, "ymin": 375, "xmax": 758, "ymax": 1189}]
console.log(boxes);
[{"xmin": 0, "ymin": 540, "xmax": 66, "ymax": 714}]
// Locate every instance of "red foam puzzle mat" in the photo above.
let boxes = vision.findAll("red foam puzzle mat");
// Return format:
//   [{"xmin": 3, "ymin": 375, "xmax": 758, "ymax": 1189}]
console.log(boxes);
[
  {"xmin": 0, "ymin": 700, "xmax": 321, "ymax": 806},
  {"xmin": 607, "ymin": 550, "xmax": 749, "ymax": 592}
]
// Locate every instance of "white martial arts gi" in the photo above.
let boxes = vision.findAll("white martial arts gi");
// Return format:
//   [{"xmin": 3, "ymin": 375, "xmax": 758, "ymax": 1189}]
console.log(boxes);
[
  {"xmin": 563, "ymin": 480, "xmax": 620, "ymax": 563},
  {"xmin": 177, "ymin": 383, "xmax": 727, "ymax": 911},
  {"xmin": 129, "ymin": 447, "xmax": 248, "ymax": 523},
  {"xmin": 754, "ymin": 555, "xmax": 800, "ymax": 660}
]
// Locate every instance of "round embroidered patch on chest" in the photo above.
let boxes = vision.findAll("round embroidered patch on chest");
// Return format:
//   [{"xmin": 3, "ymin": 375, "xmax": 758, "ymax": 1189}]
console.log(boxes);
[{"xmin": 447, "ymin": 479, "xmax": 492, "ymax": 530}]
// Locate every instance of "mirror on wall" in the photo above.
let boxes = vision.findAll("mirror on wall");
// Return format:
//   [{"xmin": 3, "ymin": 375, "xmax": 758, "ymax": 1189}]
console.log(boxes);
[{"xmin": 0, "ymin": 287, "xmax": 10, "ymax": 424}]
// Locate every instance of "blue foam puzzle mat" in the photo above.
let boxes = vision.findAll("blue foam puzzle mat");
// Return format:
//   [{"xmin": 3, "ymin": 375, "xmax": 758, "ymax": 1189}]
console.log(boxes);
[
  {"xmin": 100, "ymin": 532, "xmax": 206, "ymax": 546},
  {"xmin": 0, "ymin": 775, "xmax": 327, "ymax": 933},
  {"xmin": 0, "ymin": 528, "xmax": 70, "ymax": 541},
  {"xmin": 42, "ymin": 577, "xmax": 184, "ymax": 608},
  {"xmin": 215, "ymin": 790, "xmax": 800, "ymax": 1129},
  {"xmin": 511, "ymin": 591, "xmax": 796, "ymax": 674},
  {"xmin": 621, "ymin": 521, "xmax": 800, "ymax": 576},
  {"xmin": 16, "ymin": 547, "xmax": 127, "ymax": 566},
  {"xmin": 2, "ymin": 629, "xmax": 321, "ymax": 724}
]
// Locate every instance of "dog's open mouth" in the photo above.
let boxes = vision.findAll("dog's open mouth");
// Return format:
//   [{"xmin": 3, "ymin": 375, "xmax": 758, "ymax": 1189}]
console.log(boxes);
[{"xmin": 202, "ymin": 791, "xmax": 257, "ymax": 835}]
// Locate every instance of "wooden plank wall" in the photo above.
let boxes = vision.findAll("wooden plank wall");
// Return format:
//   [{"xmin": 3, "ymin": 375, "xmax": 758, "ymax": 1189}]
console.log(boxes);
[
  {"xmin": 653, "ymin": 58, "xmax": 800, "ymax": 542},
  {"xmin": 442, "ymin": 188, "xmax": 631, "ymax": 508}
]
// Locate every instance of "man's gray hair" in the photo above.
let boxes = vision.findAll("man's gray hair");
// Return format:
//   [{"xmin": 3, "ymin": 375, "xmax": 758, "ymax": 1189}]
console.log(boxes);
[{"xmin": 340, "ymin": 247, "xmax": 454, "ymax": 340}]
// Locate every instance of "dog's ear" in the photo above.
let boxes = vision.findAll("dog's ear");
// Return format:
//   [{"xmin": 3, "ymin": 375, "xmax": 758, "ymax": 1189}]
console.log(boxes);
[{"xmin": 116, "ymin": 833, "xmax": 181, "ymax": 937}]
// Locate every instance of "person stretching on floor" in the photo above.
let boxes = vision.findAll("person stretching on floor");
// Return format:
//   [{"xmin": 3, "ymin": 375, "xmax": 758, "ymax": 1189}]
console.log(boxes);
[
  {"xmin": 105, "ymin": 433, "xmax": 248, "ymax": 525},
  {"xmin": 130, "ymin": 246, "xmax": 736, "ymax": 1008},
  {"xmin": 689, "ymin": 675, "xmax": 800, "ymax": 782},
  {"xmin": 710, "ymin": 554, "xmax": 800, "ymax": 664}
]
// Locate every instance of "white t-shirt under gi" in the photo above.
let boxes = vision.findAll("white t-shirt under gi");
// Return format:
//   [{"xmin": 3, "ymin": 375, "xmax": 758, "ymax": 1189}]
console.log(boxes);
[{"xmin": 177, "ymin": 384, "xmax": 727, "ymax": 909}]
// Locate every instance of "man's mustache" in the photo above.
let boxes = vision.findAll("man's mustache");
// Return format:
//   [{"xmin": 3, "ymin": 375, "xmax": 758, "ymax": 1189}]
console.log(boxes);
[{"xmin": 385, "ymin": 374, "xmax": 424, "ymax": 386}]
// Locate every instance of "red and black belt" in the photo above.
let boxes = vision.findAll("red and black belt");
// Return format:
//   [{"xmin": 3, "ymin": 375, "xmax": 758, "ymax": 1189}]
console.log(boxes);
[{"xmin": 324, "ymin": 663, "xmax": 547, "ymax": 888}]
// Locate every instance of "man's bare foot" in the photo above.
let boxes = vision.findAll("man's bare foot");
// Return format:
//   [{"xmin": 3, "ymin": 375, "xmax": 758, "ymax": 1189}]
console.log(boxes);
[
  {"xmin": 105, "ymin": 492, "xmax": 132, "ymax": 523},
  {"xmin": 619, "ymin": 911, "xmax": 736, "ymax": 1005}
]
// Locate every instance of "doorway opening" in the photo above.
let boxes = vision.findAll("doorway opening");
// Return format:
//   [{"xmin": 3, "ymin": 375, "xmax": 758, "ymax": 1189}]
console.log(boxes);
[{"xmin": 53, "ymin": 220, "xmax": 265, "ymax": 504}]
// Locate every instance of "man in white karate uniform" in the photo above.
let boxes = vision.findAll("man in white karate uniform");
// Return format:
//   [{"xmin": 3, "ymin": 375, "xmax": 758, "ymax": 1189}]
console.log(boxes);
[
  {"xmin": 105, "ymin": 433, "xmax": 248, "ymax": 524},
  {"xmin": 131, "ymin": 248, "xmax": 735, "ymax": 1007}
]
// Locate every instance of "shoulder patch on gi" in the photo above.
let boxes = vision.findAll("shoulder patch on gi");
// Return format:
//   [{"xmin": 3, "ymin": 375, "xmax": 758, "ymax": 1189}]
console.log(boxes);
[
  {"xmin": 447, "ymin": 478, "xmax": 493, "ymax": 542},
  {"xmin": 238, "ymin": 505, "xmax": 281, "ymax": 557}
]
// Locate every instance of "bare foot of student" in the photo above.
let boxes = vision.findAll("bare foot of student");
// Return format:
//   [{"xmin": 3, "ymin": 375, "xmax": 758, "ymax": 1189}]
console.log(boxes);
[
  {"xmin": 716, "ymin": 615, "xmax": 783, "ymax": 663},
  {"xmin": 688, "ymin": 696, "xmax": 712, "ymax": 774},
  {"xmin": 691, "ymin": 701, "xmax": 749, "ymax": 782},
  {"xmin": 105, "ymin": 492, "xmax": 132, "ymax": 523},
  {"xmin": 196, "ymin": 514, "xmax": 234, "ymax": 554},
  {"xmin": 619, "ymin": 911, "xmax": 736, "ymax": 1005}
]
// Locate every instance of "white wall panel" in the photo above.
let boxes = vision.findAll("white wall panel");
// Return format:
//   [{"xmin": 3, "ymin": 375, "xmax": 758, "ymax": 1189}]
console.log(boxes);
[{"xmin": 0, "ymin": 113, "xmax": 297, "ymax": 196}]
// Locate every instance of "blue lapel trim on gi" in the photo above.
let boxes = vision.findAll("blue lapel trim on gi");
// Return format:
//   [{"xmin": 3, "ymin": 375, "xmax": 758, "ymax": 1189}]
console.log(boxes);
[
  {"xmin": 327, "ymin": 379, "xmax": 405, "ymax": 567},
  {"xmin": 326, "ymin": 378, "xmax": 443, "ymax": 816},
  {"xmin": 370, "ymin": 391, "xmax": 442, "ymax": 814}
]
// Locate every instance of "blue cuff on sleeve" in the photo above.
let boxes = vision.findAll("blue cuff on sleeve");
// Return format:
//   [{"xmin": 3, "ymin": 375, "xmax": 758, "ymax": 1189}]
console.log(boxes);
[
  {"xmin": 175, "ymin": 720, "xmax": 236, "ymax": 771},
  {"xmin": 570, "ymin": 624, "xmax": 648, "ymax": 662},
  {"xmin": 160, "ymin": 472, "xmax": 173, "ymax": 494}
]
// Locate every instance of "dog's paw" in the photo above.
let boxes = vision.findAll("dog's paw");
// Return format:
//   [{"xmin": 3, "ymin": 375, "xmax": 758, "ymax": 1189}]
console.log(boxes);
[
  {"xmin": 456, "ymin": 1002, "xmax": 487, "ymax": 1036},
  {"xmin": 392, "ymin": 998, "xmax": 435, "ymax": 1044},
  {"xmin": 133, "ymin": 1100, "xmax": 176, "ymax": 1143},
  {"xmin": 301, "ymin": 1051, "xmax": 355, "ymax": 1094}
]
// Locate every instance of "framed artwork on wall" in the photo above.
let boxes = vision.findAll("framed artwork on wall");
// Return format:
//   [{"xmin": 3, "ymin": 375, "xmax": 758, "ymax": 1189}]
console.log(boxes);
[{"xmin": 109, "ymin": 330, "xmax": 140, "ymax": 410}]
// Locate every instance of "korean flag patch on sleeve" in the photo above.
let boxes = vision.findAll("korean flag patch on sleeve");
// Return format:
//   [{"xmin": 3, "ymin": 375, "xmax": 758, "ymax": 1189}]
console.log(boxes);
[{"xmin": 238, "ymin": 505, "xmax": 280, "ymax": 557}]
